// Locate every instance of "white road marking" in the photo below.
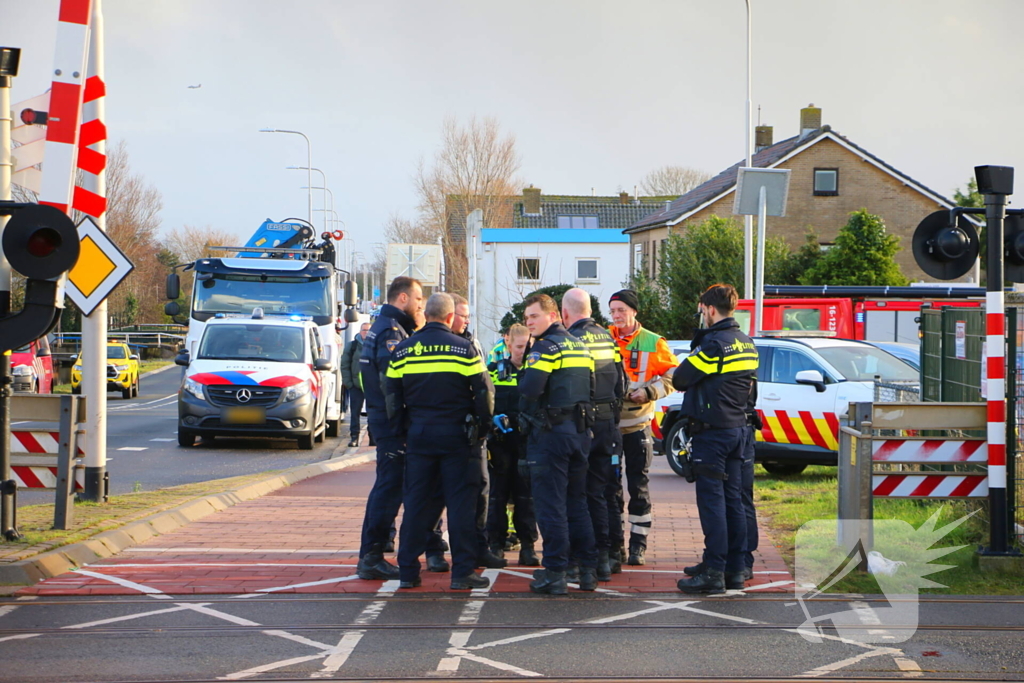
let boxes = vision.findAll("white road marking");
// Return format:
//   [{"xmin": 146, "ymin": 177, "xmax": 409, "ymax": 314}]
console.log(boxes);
[
  {"xmin": 257, "ymin": 574, "xmax": 363, "ymax": 593},
  {"xmin": 220, "ymin": 654, "xmax": 330, "ymax": 680},
  {"xmin": 743, "ymin": 580, "xmax": 796, "ymax": 591},
  {"xmin": 150, "ymin": 438, "xmax": 176, "ymax": 442},
  {"xmin": 73, "ymin": 569, "xmax": 173, "ymax": 598},
  {"xmin": 894, "ymin": 656, "xmax": 924, "ymax": 678},
  {"xmin": 0, "ymin": 633, "xmax": 40, "ymax": 643},
  {"xmin": 15, "ymin": 596, "xmax": 38, "ymax": 600},
  {"xmin": 118, "ymin": 447, "xmax": 147, "ymax": 451},
  {"xmin": 0, "ymin": 605, "xmax": 19, "ymax": 619},
  {"xmin": 310, "ymin": 581, "xmax": 395, "ymax": 678},
  {"xmin": 63, "ymin": 605, "xmax": 194, "ymax": 629},
  {"xmin": 436, "ymin": 570, "xmax": 496, "ymax": 675},
  {"xmin": 794, "ymin": 646, "xmax": 902, "ymax": 678},
  {"xmin": 122, "ymin": 548, "xmax": 360, "ymax": 554}
]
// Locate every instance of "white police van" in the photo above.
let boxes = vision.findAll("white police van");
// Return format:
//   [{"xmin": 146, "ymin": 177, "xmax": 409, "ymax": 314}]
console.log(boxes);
[{"xmin": 176, "ymin": 310, "xmax": 334, "ymax": 450}]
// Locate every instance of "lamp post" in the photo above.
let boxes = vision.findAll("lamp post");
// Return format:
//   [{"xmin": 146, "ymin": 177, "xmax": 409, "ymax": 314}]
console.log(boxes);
[
  {"xmin": 743, "ymin": 0, "xmax": 754, "ymax": 300},
  {"xmin": 303, "ymin": 185, "xmax": 334, "ymax": 233},
  {"xmin": 289, "ymin": 166, "xmax": 330, "ymax": 232},
  {"xmin": 260, "ymin": 129, "xmax": 312, "ymax": 225}
]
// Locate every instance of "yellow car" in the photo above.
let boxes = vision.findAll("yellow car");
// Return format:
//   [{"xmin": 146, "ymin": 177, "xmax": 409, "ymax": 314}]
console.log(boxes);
[{"xmin": 71, "ymin": 342, "xmax": 141, "ymax": 399}]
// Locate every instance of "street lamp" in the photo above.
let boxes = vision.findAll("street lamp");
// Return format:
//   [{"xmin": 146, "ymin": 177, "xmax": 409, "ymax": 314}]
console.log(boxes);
[
  {"xmin": 743, "ymin": 0, "xmax": 754, "ymax": 300},
  {"xmin": 259, "ymin": 128, "xmax": 312, "ymax": 225},
  {"xmin": 302, "ymin": 184, "xmax": 334, "ymax": 233},
  {"xmin": 289, "ymin": 166, "xmax": 330, "ymax": 232}
]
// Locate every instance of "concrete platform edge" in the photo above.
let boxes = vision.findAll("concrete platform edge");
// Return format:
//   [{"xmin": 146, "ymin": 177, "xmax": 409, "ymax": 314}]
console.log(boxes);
[{"xmin": 0, "ymin": 447, "xmax": 375, "ymax": 586}]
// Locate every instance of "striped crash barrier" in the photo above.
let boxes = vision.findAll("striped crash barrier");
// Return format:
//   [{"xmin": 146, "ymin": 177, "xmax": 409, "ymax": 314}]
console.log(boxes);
[
  {"xmin": 871, "ymin": 438, "xmax": 988, "ymax": 498},
  {"xmin": 10, "ymin": 430, "xmax": 86, "ymax": 491}
]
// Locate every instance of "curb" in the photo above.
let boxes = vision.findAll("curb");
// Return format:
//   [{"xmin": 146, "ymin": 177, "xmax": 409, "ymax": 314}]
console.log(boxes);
[
  {"xmin": 140, "ymin": 363, "xmax": 178, "ymax": 379},
  {"xmin": 0, "ymin": 446, "xmax": 374, "ymax": 586}
]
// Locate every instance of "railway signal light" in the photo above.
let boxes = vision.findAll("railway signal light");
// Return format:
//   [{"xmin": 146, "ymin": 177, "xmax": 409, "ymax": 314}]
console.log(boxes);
[
  {"xmin": 19, "ymin": 108, "xmax": 47, "ymax": 125},
  {"xmin": 912, "ymin": 209, "xmax": 979, "ymax": 281}
]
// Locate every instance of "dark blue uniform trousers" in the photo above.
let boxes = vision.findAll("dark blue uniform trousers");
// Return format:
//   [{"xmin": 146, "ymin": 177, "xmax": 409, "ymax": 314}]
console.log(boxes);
[
  {"xmin": 360, "ymin": 430, "xmax": 445, "ymax": 558},
  {"xmin": 741, "ymin": 426, "xmax": 758, "ymax": 569},
  {"xmin": 690, "ymin": 426, "xmax": 749, "ymax": 573},
  {"xmin": 486, "ymin": 434, "xmax": 538, "ymax": 547},
  {"xmin": 398, "ymin": 427, "xmax": 482, "ymax": 580},
  {"xmin": 586, "ymin": 418, "xmax": 620, "ymax": 552},
  {"xmin": 527, "ymin": 422, "xmax": 597, "ymax": 572},
  {"xmin": 348, "ymin": 387, "xmax": 365, "ymax": 440}
]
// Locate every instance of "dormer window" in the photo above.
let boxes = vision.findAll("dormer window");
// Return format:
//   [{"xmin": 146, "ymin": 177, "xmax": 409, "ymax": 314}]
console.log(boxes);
[
  {"xmin": 557, "ymin": 215, "xmax": 599, "ymax": 229},
  {"xmin": 813, "ymin": 168, "xmax": 838, "ymax": 196}
]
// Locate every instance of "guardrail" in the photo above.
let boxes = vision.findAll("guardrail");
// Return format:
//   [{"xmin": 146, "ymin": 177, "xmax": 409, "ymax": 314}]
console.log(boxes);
[
  {"xmin": 7, "ymin": 394, "xmax": 85, "ymax": 530},
  {"xmin": 837, "ymin": 401, "xmax": 987, "ymax": 555},
  {"xmin": 53, "ymin": 331, "xmax": 185, "ymax": 359}
]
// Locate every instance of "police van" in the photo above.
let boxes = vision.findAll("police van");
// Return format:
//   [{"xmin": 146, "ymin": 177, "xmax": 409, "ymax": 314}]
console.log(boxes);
[
  {"xmin": 653, "ymin": 335, "xmax": 919, "ymax": 476},
  {"xmin": 176, "ymin": 310, "xmax": 334, "ymax": 450}
]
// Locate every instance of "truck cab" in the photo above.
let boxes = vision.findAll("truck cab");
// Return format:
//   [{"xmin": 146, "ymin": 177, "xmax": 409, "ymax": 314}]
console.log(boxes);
[{"xmin": 10, "ymin": 337, "xmax": 54, "ymax": 393}]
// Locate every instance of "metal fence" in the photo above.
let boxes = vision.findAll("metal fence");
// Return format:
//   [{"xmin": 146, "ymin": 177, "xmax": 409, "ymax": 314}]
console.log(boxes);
[{"xmin": 1006, "ymin": 306, "xmax": 1024, "ymax": 543}]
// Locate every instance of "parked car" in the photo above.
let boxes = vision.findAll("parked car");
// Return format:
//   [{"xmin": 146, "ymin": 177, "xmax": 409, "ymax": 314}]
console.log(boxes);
[
  {"xmin": 71, "ymin": 341, "xmax": 141, "ymax": 399},
  {"xmin": 654, "ymin": 335, "xmax": 919, "ymax": 476},
  {"xmin": 176, "ymin": 313, "xmax": 334, "ymax": 449},
  {"xmin": 861, "ymin": 340, "xmax": 920, "ymax": 371},
  {"xmin": 10, "ymin": 337, "xmax": 54, "ymax": 393}
]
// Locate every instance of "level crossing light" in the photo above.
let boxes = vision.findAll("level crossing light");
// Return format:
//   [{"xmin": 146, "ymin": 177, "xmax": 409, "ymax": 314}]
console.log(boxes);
[
  {"xmin": 732, "ymin": 167, "xmax": 791, "ymax": 334},
  {"xmin": 259, "ymin": 129, "xmax": 312, "ymax": 225}
]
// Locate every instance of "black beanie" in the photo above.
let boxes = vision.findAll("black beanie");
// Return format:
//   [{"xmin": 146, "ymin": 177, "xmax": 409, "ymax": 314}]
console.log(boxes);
[{"xmin": 609, "ymin": 289, "xmax": 640, "ymax": 312}]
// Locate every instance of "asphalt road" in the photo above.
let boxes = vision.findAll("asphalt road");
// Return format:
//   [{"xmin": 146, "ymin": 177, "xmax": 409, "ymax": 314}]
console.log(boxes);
[
  {"xmin": 1, "ymin": 592, "xmax": 1023, "ymax": 682},
  {"xmin": 17, "ymin": 366, "xmax": 348, "ymax": 505}
]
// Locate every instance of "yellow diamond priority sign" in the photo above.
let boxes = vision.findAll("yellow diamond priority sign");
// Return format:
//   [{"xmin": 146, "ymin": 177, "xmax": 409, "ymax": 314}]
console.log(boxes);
[{"xmin": 67, "ymin": 217, "xmax": 134, "ymax": 316}]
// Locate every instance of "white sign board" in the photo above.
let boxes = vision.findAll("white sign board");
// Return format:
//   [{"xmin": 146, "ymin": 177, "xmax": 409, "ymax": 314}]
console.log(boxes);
[
  {"xmin": 385, "ymin": 244, "xmax": 440, "ymax": 286},
  {"xmin": 955, "ymin": 320, "xmax": 967, "ymax": 360}
]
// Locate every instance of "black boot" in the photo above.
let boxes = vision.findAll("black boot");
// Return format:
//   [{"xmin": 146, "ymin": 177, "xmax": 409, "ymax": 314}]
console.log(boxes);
[
  {"xmin": 677, "ymin": 568, "xmax": 725, "ymax": 595},
  {"xmin": 683, "ymin": 560, "xmax": 706, "ymax": 576},
  {"xmin": 518, "ymin": 544, "xmax": 540, "ymax": 566},
  {"xmin": 565, "ymin": 563, "xmax": 580, "ymax": 582},
  {"xmin": 609, "ymin": 548, "xmax": 623, "ymax": 575},
  {"xmin": 578, "ymin": 567, "xmax": 598, "ymax": 591},
  {"xmin": 426, "ymin": 554, "xmax": 450, "ymax": 573},
  {"xmin": 530, "ymin": 569, "xmax": 568, "ymax": 595},
  {"xmin": 478, "ymin": 548, "xmax": 507, "ymax": 569},
  {"xmin": 451, "ymin": 572, "xmax": 490, "ymax": 590},
  {"xmin": 627, "ymin": 544, "xmax": 646, "ymax": 566},
  {"xmin": 597, "ymin": 550, "xmax": 612, "ymax": 582},
  {"xmin": 357, "ymin": 544, "xmax": 400, "ymax": 580},
  {"xmin": 725, "ymin": 571, "xmax": 748, "ymax": 590},
  {"xmin": 398, "ymin": 576, "xmax": 421, "ymax": 589}
]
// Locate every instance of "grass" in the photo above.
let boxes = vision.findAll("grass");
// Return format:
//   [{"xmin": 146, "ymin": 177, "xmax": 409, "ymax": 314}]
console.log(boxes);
[
  {"xmin": 52, "ymin": 359, "xmax": 173, "ymax": 394},
  {"xmin": 754, "ymin": 465, "xmax": 1023, "ymax": 594},
  {"xmin": 1, "ymin": 470, "xmax": 284, "ymax": 555}
]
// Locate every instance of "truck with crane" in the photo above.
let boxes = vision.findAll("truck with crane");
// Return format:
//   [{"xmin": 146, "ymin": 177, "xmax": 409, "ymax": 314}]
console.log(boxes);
[{"xmin": 165, "ymin": 219, "xmax": 350, "ymax": 439}]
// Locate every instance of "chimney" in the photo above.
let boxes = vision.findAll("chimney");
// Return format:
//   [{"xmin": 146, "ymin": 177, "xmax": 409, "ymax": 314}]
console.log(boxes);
[
  {"xmin": 523, "ymin": 186, "xmax": 541, "ymax": 215},
  {"xmin": 619, "ymin": 191, "xmax": 630, "ymax": 205},
  {"xmin": 755, "ymin": 125, "xmax": 773, "ymax": 152},
  {"xmin": 800, "ymin": 103, "xmax": 822, "ymax": 139}
]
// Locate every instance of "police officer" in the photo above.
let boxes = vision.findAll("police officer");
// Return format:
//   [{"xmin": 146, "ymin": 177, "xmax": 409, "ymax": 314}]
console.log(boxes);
[
  {"xmin": 486, "ymin": 323, "xmax": 539, "ymax": 566},
  {"xmin": 673, "ymin": 284, "xmax": 758, "ymax": 594},
  {"xmin": 519, "ymin": 293, "xmax": 598, "ymax": 595},
  {"xmin": 357, "ymin": 276, "xmax": 448, "ymax": 580},
  {"xmin": 387, "ymin": 293, "xmax": 494, "ymax": 590},
  {"xmin": 562, "ymin": 288, "xmax": 624, "ymax": 582}
]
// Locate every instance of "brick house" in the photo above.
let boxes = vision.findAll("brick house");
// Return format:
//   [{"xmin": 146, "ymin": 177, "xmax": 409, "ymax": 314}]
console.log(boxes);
[{"xmin": 624, "ymin": 105, "xmax": 975, "ymax": 283}]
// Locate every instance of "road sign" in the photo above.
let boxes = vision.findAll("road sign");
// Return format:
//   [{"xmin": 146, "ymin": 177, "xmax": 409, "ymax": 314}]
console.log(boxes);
[
  {"xmin": 385, "ymin": 244, "xmax": 440, "ymax": 286},
  {"xmin": 66, "ymin": 216, "xmax": 134, "ymax": 316}
]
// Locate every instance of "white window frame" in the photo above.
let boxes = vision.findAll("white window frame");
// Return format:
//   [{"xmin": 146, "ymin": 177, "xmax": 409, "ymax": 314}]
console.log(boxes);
[
  {"xmin": 516, "ymin": 257, "xmax": 541, "ymax": 282},
  {"xmin": 576, "ymin": 258, "xmax": 599, "ymax": 283}
]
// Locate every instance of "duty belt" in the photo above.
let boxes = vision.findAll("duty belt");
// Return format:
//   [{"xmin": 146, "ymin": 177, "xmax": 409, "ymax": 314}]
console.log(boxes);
[{"xmin": 594, "ymin": 401, "xmax": 618, "ymax": 422}]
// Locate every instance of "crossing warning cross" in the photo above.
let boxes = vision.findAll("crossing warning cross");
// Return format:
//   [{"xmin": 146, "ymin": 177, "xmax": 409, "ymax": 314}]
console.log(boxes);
[{"xmin": 66, "ymin": 216, "xmax": 133, "ymax": 316}]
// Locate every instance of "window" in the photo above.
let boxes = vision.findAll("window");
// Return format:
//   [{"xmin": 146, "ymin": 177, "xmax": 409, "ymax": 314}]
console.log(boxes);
[
  {"xmin": 633, "ymin": 243, "xmax": 643, "ymax": 273},
  {"xmin": 769, "ymin": 348, "xmax": 827, "ymax": 384},
  {"xmin": 557, "ymin": 215, "xmax": 599, "ymax": 229},
  {"xmin": 576, "ymin": 259, "xmax": 598, "ymax": 282},
  {"xmin": 813, "ymin": 168, "xmax": 838, "ymax": 196},
  {"xmin": 517, "ymin": 257, "xmax": 540, "ymax": 281}
]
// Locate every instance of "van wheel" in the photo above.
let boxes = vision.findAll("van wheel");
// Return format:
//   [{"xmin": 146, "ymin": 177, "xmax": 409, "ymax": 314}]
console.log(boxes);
[
  {"xmin": 762, "ymin": 462, "xmax": 807, "ymax": 476},
  {"xmin": 178, "ymin": 429, "xmax": 196, "ymax": 447},
  {"xmin": 133, "ymin": 376, "xmax": 140, "ymax": 397},
  {"xmin": 664, "ymin": 421, "xmax": 690, "ymax": 478},
  {"xmin": 297, "ymin": 433, "xmax": 315, "ymax": 450},
  {"xmin": 122, "ymin": 384, "xmax": 132, "ymax": 399},
  {"xmin": 72, "ymin": 385, "xmax": 81, "ymax": 395}
]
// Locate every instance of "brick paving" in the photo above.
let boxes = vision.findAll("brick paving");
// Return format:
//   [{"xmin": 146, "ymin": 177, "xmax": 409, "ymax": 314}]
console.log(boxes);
[{"xmin": 19, "ymin": 441, "xmax": 793, "ymax": 596}]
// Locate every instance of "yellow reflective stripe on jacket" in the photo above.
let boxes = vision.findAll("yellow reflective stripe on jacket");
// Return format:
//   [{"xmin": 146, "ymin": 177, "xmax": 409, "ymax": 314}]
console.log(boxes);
[
  {"xmin": 387, "ymin": 355, "xmax": 484, "ymax": 377},
  {"xmin": 685, "ymin": 349, "xmax": 758, "ymax": 375},
  {"xmin": 490, "ymin": 370, "xmax": 518, "ymax": 387}
]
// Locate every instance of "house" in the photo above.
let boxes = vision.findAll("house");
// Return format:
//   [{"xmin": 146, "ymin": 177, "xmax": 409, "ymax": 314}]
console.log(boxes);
[
  {"xmin": 624, "ymin": 105, "xmax": 975, "ymax": 283},
  {"xmin": 463, "ymin": 188, "xmax": 670, "ymax": 350}
]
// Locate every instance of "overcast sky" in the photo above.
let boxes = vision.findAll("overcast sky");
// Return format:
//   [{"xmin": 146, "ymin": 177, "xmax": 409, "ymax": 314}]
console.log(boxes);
[{"xmin": 3, "ymin": 0, "xmax": 1022, "ymax": 264}]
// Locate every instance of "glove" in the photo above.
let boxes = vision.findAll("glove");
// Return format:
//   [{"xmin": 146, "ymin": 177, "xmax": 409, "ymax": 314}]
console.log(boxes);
[{"xmin": 493, "ymin": 414, "xmax": 513, "ymax": 435}]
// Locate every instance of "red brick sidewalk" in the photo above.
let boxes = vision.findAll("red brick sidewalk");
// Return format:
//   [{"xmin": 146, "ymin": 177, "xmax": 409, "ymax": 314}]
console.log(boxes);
[{"xmin": 19, "ymin": 445, "xmax": 794, "ymax": 596}]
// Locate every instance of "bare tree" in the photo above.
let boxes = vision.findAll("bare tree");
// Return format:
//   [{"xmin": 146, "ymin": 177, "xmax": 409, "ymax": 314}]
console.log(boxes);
[
  {"xmin": 414, "ymin": 116, "xmax": 521, "ymax": 294},
  {"xmin": 382, "ymin": 212, "xmax": 439, "ymax": 245},
  {"xmin": 164, "ymin": 224, "xmax": 243, "ymax": 265},
  {"xmin": 639, "ymin": 165, "xmax": 712, "ymax": 196}
]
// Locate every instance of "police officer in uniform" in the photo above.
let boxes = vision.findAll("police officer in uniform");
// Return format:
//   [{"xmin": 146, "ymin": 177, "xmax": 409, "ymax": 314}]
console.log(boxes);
[
  {"xmin": 562, "ymin": 288, "xmax": 624, "ymax": 582},
  {"xmin": 357, "ymin": 276, "xmax": 448, "ymax": 580},
  {"xmin": 486, "ymin": 323, "xmax": 539, "ymax": 566},
  {"xmin": 673, "ymin": 284, "xmax": 759, "ymax": 594},
  {"xmin": 387, "ymin": 293, "xmax": 494, "ymax": 590},
  {"xmin": 519, "ymin": 293, "xmax": 598, "ymax": 595}
]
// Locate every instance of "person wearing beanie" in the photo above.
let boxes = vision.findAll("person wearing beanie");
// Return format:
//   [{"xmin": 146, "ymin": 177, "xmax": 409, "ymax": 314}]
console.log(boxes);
[{"xmin": 606, "ymin": 289, "xmax": 679, "ymax": 568}]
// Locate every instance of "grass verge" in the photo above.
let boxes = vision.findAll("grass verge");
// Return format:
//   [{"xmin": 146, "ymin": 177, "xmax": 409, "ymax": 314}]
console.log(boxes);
[
  {"xmin": 754, "ymin": 465, "xmax": 1022, "ymax": 594},
  {"xmin": 52, "ymin": 359, "xmax": 173, "ymax": 394},
  {"xmin": 0, "ymin": 470, "xmax": 283, "ymax": 558}
]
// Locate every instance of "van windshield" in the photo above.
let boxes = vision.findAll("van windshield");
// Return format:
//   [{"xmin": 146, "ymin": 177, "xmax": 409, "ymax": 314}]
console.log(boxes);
[
  {"xmin": 198, "ymin": 324, "xmax": 305, "ymax": 363},
  {"xmin": 815, "ymin": 345, "xmax": 918, "ymax": 382},
  {"xmin": 193, "ymin": 274, "xmax": 330, "ymax": 318}
]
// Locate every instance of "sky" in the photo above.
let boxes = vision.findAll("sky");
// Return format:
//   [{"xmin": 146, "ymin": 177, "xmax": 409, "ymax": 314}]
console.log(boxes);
[{"xmin": 2, "ymin": 0, "xmax": 1023, "ymax": 267}]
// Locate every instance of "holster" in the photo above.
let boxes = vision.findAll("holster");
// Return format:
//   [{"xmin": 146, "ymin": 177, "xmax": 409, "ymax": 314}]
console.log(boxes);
[
  {"xmin": 464, "ymin": 414, "xmax": 480, "ymax": 446},
  {"xmin": 595, "ymin": 401, "xmax": 617, "ymax": 422},
  {"xmin": 747, "ymin": 411, "xmax": 764, "ymax": 431}
]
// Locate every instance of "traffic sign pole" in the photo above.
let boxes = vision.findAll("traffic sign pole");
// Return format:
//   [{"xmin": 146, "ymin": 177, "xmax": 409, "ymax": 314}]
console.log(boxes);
[{"xmin": 0, "ymin": 48, "xmax": 19, "ymax": 539}]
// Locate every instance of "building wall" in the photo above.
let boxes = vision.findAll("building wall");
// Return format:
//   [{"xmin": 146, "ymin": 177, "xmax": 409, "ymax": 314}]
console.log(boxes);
[
  {"xmin": 477, "ymin": 240, "xmax": 629, "ymax": 350},
  {"xmin": 628, "ymin": 137, "xmax": 965, "ymax": 284}
]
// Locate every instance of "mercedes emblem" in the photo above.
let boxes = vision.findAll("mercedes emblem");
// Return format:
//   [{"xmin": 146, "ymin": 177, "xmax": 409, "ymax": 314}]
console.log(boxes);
[{"xmin": 236, "ymin": 388, "xmax": 252, "ymax": 403}]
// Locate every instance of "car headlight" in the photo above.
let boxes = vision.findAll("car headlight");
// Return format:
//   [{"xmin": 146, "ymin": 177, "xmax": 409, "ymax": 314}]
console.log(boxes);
[
  {"xmin": 284, "ymin": 380, "xmax": 311, "ymax": 402},
  {"xmin": 12, "ymin": 365, "xmax": 34, "ymax": 377},
  {"xmin": 184, "ymin": 377, "xmax": 206, "ymax": 400},
  {"xmin": 114, "ymin": 364, "xmax": 130, "ymax": 373}
]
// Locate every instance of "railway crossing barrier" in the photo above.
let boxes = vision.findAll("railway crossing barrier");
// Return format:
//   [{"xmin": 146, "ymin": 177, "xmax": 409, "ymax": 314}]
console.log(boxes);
[
  {"xmin": 7, "ymin": 394, "xmax": 86, "ymax": 530},
  {"xmin": 837, "ymin": 401, "xmax": 988, "ymax": 556}
]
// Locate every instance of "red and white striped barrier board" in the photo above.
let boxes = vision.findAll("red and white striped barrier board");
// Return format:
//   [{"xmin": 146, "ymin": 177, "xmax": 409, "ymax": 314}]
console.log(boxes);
[
  {"xmin": 873, "ymin": 474, "xmax": 988, "ymax": 498},
  {"xmin": 872, "ymin": 439, "xmax": 987, "ymax": 463},
  {"xmin": 11, "ymin": 431, "xmax": 85, "ymax": 456},
  {"xmin": 11, "ymin": 466, "xmax": 84, "ymax": 491}
]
